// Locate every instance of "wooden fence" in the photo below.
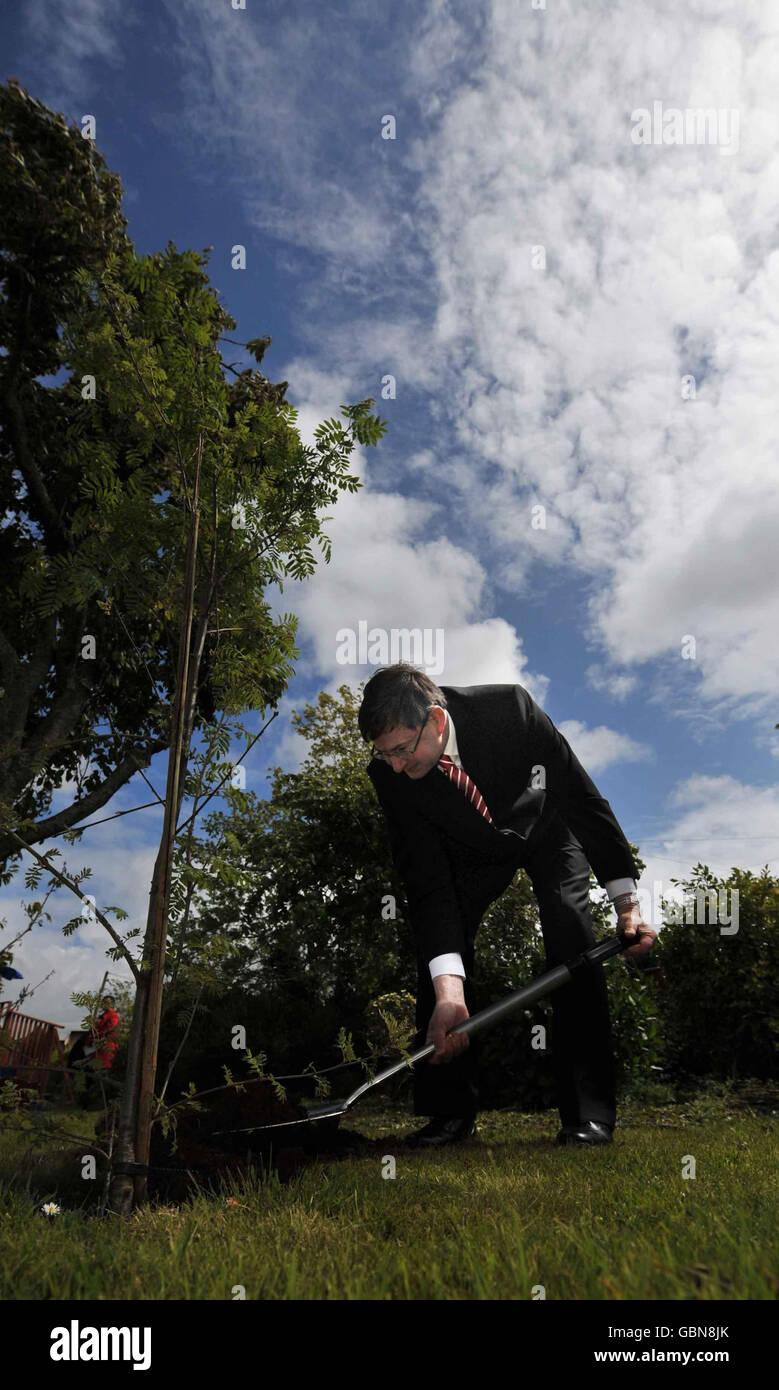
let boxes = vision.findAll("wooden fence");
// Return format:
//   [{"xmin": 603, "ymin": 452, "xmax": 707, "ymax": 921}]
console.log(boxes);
[{"xmin": 0, "ymin": 1001, "xmax": 74, "ymax": 1103}]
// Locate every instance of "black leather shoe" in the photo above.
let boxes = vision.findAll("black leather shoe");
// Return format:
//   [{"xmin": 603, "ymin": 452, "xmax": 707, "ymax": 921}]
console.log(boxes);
[
  {"xmin": 403, "ymin": 1116, "xmax": 477, "ymax": 1149},
  {"xmin": 556, "ymin": 1120, "xmax": 614, "ymax": 1146}
]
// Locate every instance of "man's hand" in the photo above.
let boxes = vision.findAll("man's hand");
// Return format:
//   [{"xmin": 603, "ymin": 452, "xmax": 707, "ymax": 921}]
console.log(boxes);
[
  {"xmin": 428, "ymin": 974, "xmax": 470, "ymax": 1064},
  {"xmin": 427, "ymin": 1000, "xmax": 470, "ymax": 1063},
  {"xmin": 617, "ymin": 903, "xmax": 657, "ymax": 957}
]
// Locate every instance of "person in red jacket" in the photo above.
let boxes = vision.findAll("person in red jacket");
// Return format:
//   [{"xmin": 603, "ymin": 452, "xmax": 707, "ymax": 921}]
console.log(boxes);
[
  {"xmin": 75, "ymin": 996, "xmax": 119, "ymax": 1106},
  {"xmin": 89, "ymin": 996, "xmax": 120, "ymax": 1068}
]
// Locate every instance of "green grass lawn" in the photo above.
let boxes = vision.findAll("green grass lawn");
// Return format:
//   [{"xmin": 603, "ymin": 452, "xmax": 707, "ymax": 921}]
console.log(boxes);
[{"xmin": 1, "ymin": 1085, "xmax": 776, "ymax": 1300}]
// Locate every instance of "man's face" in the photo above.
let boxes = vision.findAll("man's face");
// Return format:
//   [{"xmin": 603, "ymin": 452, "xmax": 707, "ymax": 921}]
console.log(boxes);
[{"xmin": 373, "ymin": 706, "xmax": 448, "ymax": 777}]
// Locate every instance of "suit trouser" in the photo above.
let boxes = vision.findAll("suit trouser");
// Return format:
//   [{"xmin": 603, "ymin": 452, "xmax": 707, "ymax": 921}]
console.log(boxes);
[{"xmin": 411, "ymin": 816, "xmax": 617, "ymax": 1129}]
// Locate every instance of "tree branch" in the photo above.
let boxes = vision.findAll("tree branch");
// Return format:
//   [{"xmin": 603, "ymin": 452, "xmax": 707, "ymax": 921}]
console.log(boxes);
[
  {"xmin": 3, "ymin": 341, "xmax": 71, "ymax": 551},
  {"xmin": 0, "ymin": 740, "xmax": 167, "ymax": 863},
  {"xmin": 11, "ymin": 633, "xmax": 93, "ymax": 798},
  {"xmin": 5, "ymin": 831, "xmax": 141, "ymax": 985},
  {"xmin": 0, "ymin": 614, "xmax": 57, "ymax": 766}
]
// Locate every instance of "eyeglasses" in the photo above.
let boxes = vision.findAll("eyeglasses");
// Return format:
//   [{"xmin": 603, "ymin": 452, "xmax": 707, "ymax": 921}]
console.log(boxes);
[{"xmin": 371, "ymin": 712, "xmax": 432, "ymax": 763}]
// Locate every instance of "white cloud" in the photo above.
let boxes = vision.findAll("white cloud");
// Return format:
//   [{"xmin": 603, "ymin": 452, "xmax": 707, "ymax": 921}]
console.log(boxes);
[
  {"xmin": 284, "ymin": 479, "xmax": 544, "ymax": 692},
  {"xmin": 401, "ymin": 5, "xmax": 779, "ymax": 709},
  {"xmin": 587, "ymin": 772, "xmax": 779, "ymax": 928},
  {"xmin": 19, "ymin": 0, "xmax": 779, "ymax": 715},
  {"xmin": 632, "ymin": 773, "xmax": 779, "ymax": 916},
  {"xmin": 22, "ymin": 0, "xmax": 136, "ymax": 94},
  {"xmin": 262, "ymin": 363, "xmax": 550, "ymax": 709},
  {"xmin": 664, "ymin": 774, "xmax": 779, "ymax": 866},
  {"xmin": 557, "ymin": 720, "xmax": 653, "ymax": 775},
  {"xmin": 157, "ymin": 0, "xmax": 779, "ymax": 714},
  {"xmin": 586, "ymin": 664, "xmax": 638, "ymax": 702}
]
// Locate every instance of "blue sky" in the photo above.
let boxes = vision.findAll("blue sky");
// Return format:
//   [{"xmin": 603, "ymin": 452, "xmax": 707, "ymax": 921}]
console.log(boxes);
[{"xmin": 2, "ymin": 0, "xmax": 778, "ymax": 1033}]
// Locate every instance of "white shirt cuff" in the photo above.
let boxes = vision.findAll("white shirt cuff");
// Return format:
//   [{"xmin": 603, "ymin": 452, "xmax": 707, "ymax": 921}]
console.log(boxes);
[
  {"xmin": 429, "ymin": 952, "xmax": 466, "ymax": 980},
  {"xmin": 605, "ymin": 878, "xmax": 637, "ymax": 899}
]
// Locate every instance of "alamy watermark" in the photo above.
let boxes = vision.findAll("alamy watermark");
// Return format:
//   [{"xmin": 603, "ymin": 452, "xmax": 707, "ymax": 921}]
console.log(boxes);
[
  {"xmin": 631, "ymin": 881, "xmax": 739, "ymax": 934},
  {"xmin": 631, "ymin": 102, "xmax": 739, "ymax": 156},
  {"xmin": 336, "ymin": 621, "xmax": 444, "ymax": 676},
  {"xmin": 51, "ymin": 1321, "xmax": 151, "ymax": 1370}
]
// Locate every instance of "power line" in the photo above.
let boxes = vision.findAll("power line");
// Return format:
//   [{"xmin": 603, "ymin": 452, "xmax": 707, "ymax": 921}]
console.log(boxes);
[{"xmin": 640, "ymin": 835, "xmax": 779, "ymax": 842}]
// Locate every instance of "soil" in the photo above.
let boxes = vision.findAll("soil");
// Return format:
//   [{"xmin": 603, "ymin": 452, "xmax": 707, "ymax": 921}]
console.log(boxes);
[{"xmin": 94, "ymin": 1074, "xmax": 390, "ymax": 1205}]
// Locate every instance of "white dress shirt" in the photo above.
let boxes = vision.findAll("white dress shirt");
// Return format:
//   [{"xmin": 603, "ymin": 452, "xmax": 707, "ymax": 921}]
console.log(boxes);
[{"xmin": 428, "ymin": 709, "xmax": 637, "ymax": 981}]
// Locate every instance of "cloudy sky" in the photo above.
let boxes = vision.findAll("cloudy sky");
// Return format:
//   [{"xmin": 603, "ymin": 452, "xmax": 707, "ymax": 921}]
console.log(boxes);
[{"xmin": 2, "ymin": 0, "xmax": 778, "ymax": 1031}]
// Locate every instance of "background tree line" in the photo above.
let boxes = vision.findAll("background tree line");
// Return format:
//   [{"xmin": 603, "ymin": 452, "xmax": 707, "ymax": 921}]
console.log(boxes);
[{"xmin": 149, "ymin": 684, "xmax": 778, "ymax": 1112}]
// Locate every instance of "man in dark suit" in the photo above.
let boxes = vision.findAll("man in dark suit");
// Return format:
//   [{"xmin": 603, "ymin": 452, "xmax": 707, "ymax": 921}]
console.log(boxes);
[{"xmin": 359, "ymin": 663, "xmax": 656, "ymax": 1149}]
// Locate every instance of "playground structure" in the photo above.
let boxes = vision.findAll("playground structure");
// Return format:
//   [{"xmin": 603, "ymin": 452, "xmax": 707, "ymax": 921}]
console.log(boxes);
[{"xmin": 0, "ymin": 1000, "xmax": 75, "ymax": 1105}]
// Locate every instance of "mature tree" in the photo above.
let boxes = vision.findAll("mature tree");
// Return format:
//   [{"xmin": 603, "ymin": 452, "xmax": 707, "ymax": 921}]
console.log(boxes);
[
  {"xmin": 0, "ymin": 78, "xmax": 164, "ymax": 860},
  {"xmin": 0, "ymin": 78, "xmax": 387, "ymax": 1209},
  {"xmin": 0, "ymin": 78, "xmax": 384, "ymax": 867}
]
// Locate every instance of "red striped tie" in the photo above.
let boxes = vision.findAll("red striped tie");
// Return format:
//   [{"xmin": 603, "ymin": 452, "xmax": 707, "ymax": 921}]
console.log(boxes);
[{"xmin": 437, "ymin": 754, "xmax": 494, "ymax": 824}]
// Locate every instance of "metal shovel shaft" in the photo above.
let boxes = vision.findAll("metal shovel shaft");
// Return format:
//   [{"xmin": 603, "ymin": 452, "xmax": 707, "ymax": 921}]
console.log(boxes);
[
  {"xmin": 299, "ymin": 932, "xmax": 642, "ymax": 1125},
  {"xmin": 211, "ymin": 931, "xmax": 645, "ymax": 1134}
]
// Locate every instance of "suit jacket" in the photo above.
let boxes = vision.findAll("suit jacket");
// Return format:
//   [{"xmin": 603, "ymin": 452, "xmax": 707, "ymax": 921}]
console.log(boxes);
[{"xmin": 367, "ymin": 683, "xmax": 640, "ymax": 966}]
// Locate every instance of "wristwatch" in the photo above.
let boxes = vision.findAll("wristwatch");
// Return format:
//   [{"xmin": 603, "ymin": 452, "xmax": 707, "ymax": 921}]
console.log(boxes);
[{"xmin": 613, "ymin": 891, "xmax": 640, "ymax": 910}]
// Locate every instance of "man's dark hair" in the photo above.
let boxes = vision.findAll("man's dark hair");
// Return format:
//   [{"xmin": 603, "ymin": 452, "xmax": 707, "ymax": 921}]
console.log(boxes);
[
  {"xmin": 102, "ymin": 995, "xmax": 115, "ymax": 1005},
  {"xmin": 358, "ymin": 664, "xmax": 447, "ymax": 743}
]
